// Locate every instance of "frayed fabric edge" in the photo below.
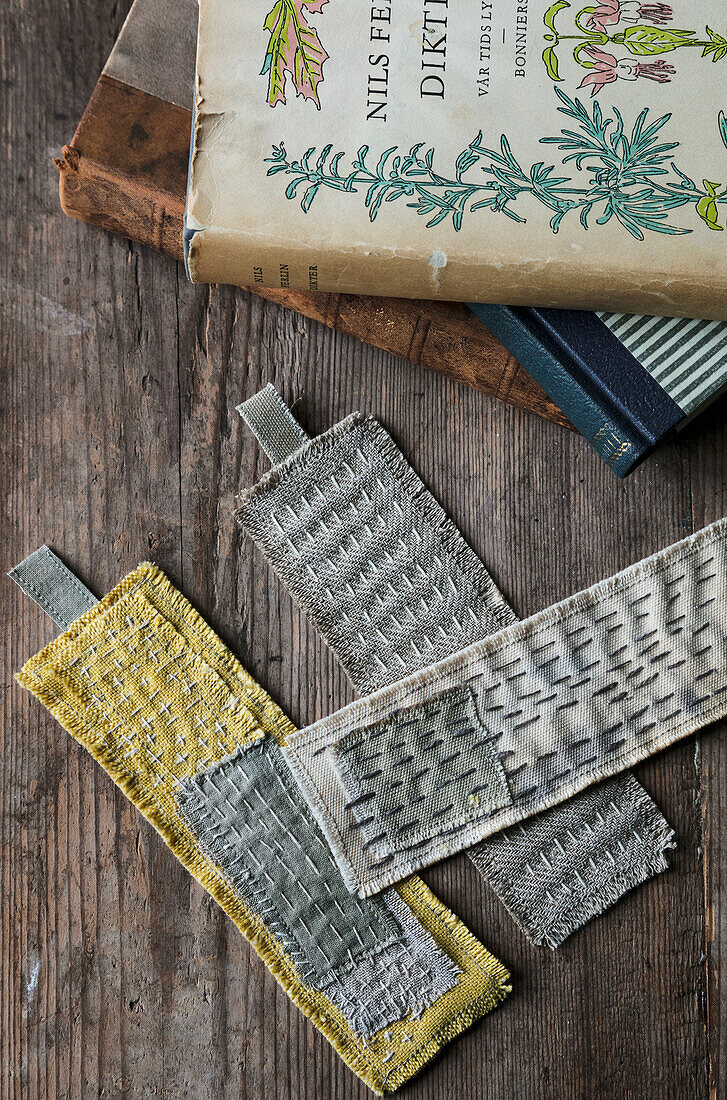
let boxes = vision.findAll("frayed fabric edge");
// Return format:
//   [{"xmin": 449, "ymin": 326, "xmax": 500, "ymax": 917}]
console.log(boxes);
[{"xmin": 469, "ymin": 782, "xmax": 677, "ymax": 948}]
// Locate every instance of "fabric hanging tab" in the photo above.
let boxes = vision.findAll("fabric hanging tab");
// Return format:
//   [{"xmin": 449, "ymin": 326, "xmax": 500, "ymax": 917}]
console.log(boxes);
[
  {"xmin": 284, "ymin": 517, "xmax": 727, "ymax": 897},
  {"xmin": 235, "ymin": 390, "xmax": 675, "ymax": 945},
  {"xmin": 236, "ymin": 382, "xmax": 310, "ymax": 465},
  {"xmin": 9, "ymin": 545, "xmax": 97, "ymax": 629},
  {"xmin": 14, "ymin": 556, "xmax": 510, "ymax": 1094}
]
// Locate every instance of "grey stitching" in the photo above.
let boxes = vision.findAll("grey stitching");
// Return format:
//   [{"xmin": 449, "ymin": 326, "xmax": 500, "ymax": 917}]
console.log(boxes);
[
  {"xmin": 176, "ymin": 739, "xmax": 460, "ymax": 1036},
  {"xmin": 286, "ymin": 521, "xmax": 726, "ymax": 895}
]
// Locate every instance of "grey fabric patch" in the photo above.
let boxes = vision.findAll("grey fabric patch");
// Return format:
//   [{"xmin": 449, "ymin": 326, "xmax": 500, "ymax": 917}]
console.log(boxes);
[
  {"xmin": 176, "ymin": 738, "xmax": 459, "ymax": 1034},
  {"xmin": 285, "ymin": 516, "xmax": 727, "ymax": 896},
  {"xmin": 322, "ymin": 889, "xmax": 461, "ymax": 1038},
  {"xmin": 469, "ymin": 774, "xmax": 673, "ymax": 949},
  {"xmin": 176, "ymin": 738, "xmax": 399, "ymax": 984},
  {"xmin": 332, "ymin": 684, "xmax": 511, "ymax": 860},
  {"xmin": 236, "ymin": 399, "xmax": 673, "ymax": 945},
  {"xmin": 236, "ymin": 384, "xmax": 310, "ymax": 465},
  {"xmin": 9, "ymin": 546, "xmax": 97, "ymax": 629},
  {"xmin": 236, "ymin": 412, "xmax": 513, "ymax": 696}
]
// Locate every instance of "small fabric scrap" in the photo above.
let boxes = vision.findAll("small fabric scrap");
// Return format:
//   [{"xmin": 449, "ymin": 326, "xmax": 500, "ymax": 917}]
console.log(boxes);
[
  {"xmin": 16, "ymin": 561, "xmax": 510, "ymax": 1094},
  {"xmin": 235, "ymin": 398, "xmax": 673, "ymax": 945},
  {"xmin": 283, "ymin": 517, "xmax": 727, "ymax": 896}
]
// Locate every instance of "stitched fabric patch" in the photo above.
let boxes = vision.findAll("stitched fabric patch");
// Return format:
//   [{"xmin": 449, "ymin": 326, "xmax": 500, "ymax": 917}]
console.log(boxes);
[
  {"xmin": 236, "ymin": 402, "xmax": 673, "ymax": 944},
  {"xmin": 176, "ymin": 740, "xmax": 460, "ymax": 1037},
  {"xmin": 177, "ymin": 738, "xmax": 399, "ymax": 983},
  {"xmin": 332, "ymin": 684, "xmax": 511, "ymax": 860},
  {"xmin": 322, "ymin": 889, "xmax": 462, "ymax": 1038},
  {"xmin": 16, "ymin": 562, "xmax": 511, "ymax": 1094},
  {"xmin": 285, "ymin": 516, "xmax": 727, "ymax": 896},
  {"xmin": 236, "ymin": 413, "xmax": 514, "ymax": 695},
  {"xmin": 178, "ymin": 738, "xmax": 462, "ymax": 1035}
]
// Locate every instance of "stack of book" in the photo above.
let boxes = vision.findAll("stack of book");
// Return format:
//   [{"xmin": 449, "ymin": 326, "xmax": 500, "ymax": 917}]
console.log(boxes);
[{"xmin": 58, "ymin": 0, "xmax": 727, "ymax": 475}]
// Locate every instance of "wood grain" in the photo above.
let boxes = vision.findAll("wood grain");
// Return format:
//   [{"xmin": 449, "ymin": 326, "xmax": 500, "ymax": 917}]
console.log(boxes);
[{"xmin": 1, "ymin": 3, "xmax": 725, "ymax": 1098}]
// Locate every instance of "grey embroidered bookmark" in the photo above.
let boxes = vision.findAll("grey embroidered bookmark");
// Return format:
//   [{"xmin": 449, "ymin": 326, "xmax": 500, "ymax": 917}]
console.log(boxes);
[
  {"xmin": 9, "ymin": 545, "xmax": 97, "ymax": 628},
  {"xmin": 235, "ymin": 391, "xmax": 675, "ymax": 946},
  {"xmin": 285, "ymin": 517, "xmax": 727, "ymax": 896},
  {"xmin": 176, "ymin": 738, "xmax": 459, "ymax": 1037},
  {"xmin": 238, "ymin": 411, "xmax": 513, "ymax": 691}
]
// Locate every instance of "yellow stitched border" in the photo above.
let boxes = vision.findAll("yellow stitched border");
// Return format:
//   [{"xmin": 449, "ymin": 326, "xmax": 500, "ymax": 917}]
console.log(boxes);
[{"xmin": 17, "ymin": 563, "xmax": 510, "ymax": 1093}]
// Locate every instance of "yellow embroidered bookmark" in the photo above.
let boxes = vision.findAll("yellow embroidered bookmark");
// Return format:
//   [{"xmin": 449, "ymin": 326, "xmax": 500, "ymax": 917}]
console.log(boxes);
[{"xmin": 15, "ymin": 558, "xmax": 510, "ymax": 1094}]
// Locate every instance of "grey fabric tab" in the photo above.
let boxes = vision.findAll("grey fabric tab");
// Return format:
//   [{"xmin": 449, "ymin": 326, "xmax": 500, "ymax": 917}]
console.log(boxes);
[
  {"xmin": 176, "ymin": 738, "xmax": 459, "ymax": 1034},
  {"xmin": 333, "ymin": 684, "xmax": 511, "ymax": 860},
  {"xmin": 9, "ymin": 546, "xmax": 97, "ymax": 629},
  {"xmin": 236, "ymin": 384, "xmax": 310, "ymax": 465},
  {"xmin": 237, "ymin": 404, "xmax": 673, "ymax": 944},
  {"xmin": 285, "ymin": 517, "xmax": 727, "ymax": 896}
]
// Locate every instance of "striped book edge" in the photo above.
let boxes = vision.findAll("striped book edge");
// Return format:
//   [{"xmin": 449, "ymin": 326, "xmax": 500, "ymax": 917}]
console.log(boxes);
[{"xmin": 597, "ymin": 312, "xmax": 727, "ymax": 416}]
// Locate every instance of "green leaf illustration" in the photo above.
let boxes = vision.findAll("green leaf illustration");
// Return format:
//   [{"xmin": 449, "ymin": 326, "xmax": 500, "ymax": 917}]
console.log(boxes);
[
  {"xmin": 697, "ymin": 180, "xmax": 725, "ymax": 230},
  {"xmin": 617, "ymin": 26, "xmax": 696, "ymax": 55},
  {"xmin": 261, "ymin": 0, "xmax": 329, "ymax": 109},
  {"xmin": 543, "ymin": 0, "xmax": 570, "ymax": 34},
  {"xmin": 542, "ymin": 45, "xmax": 562, "ymax": 81},
  {"xmin": 702, "ymin": 27, "xmax": 727, "ymax": 61}
]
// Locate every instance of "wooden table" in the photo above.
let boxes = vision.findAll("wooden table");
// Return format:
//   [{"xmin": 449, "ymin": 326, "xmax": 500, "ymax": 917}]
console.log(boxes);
[{"xmin": 2, "ymin": 3, "xmax": 726, "ymax": 1097}]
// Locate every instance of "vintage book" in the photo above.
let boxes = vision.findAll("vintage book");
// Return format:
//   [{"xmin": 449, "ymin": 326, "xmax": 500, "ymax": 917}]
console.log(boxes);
[
  {"xmin": 185, "ymin": 0, "xmax": 727, "ymax": 318},
  {"xmin": 55, "ymin": 0, "xmax": 570, "ymax": 430},
  {"xmin": 469, "ymin": 304, "xmax": 727, "ymax": 475}
]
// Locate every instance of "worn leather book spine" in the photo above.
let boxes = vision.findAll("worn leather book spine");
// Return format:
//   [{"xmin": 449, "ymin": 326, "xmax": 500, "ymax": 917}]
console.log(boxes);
[{"xmin": 56, "ymin": 73, "xmax": 570, "ymax": 429}]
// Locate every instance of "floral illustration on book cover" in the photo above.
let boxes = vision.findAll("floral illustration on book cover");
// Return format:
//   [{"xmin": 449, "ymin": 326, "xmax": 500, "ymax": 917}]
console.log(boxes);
[
  {"xmin": 260, "ymin": 0, "xmax": 727, "ymax": 237},
  {"xmin": 261, "ymin": 0, "xmax": 330, "ymax": 108},
  {"xmin": 541, "ymin": 1, "xmax": 726, "ymax": 92}
]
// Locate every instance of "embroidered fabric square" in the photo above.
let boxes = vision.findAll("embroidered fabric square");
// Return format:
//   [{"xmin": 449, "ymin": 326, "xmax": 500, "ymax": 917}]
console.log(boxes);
[
  {"xmin": 16, "ymin": 558, "xmax": 510, "ymax": 1093},
  {"xmin": 236, "ymin": 391, "xmax": 674, "ymax": 944},
  {"xmin": 177, "ymin": 739, "xmax": 460, "ymax": 1037},
  {"xmin": 284, "ymin": 518, "xmax": 727, "ymax": 896},
  {"xmin": 332, "ymin": 684, "xmax": 512, "ymax": 860},
  {"xmin": 178, "ymin": 738, "xmax": 400, "ymax": 984}
]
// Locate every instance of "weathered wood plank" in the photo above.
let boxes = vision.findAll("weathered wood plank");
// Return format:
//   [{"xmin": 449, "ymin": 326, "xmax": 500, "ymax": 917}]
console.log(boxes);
[{"xmin": 1, "ymin": 2, "xmax": 725, "ymax": 1098}]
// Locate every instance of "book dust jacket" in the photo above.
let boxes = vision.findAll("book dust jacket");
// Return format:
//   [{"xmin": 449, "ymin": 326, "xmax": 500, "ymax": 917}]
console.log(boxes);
[{"xmin": 185, "ymin": 0, "xmax": 727, "ymax": 318}]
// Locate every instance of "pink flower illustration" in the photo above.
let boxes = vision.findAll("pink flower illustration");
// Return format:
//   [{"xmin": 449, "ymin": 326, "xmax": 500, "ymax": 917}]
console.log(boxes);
[
  {"xmin": 578, "ymin": 45, "xmax": 676, "ymax": 95},
  {"xmin": 585, "ymin": 1, "xmax": 673, "ymax": 33}
]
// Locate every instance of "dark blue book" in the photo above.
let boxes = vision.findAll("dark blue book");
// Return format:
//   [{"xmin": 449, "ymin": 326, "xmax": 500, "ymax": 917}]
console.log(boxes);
[{"xmin": 467, "ymin": 305, "xmax": 727, "ymax": 477}]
